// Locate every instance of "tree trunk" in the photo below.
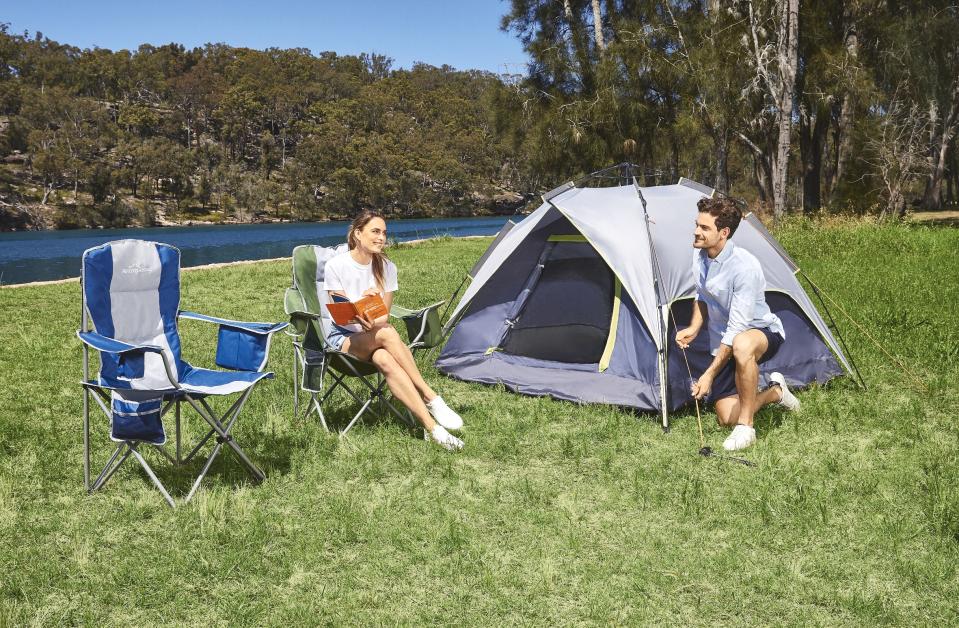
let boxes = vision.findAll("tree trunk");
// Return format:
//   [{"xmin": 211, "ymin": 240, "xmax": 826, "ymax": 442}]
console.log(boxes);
[
  {"xmin": 831, "ymin": 6, "xmax": 859, "ymax": 201},
  {"xmin": 738, "ymin": 132, "xmax": 774, "ymax": 201},
  {"xmin": 753, "ymin": 152, "xmax": 773, "ymax": 203},
  {"xmin": 923, "ymin": 78, "xmax": 959, "ymax": 209},
  {"xmin": 591, "ymin": 0, "xmax": 605, "ymax": 52},
  {"xmin": 800, "ymin": 104, "xmax": 828, "ymax": 213},
  {"xmin": 714, "ymin": 130, "xmax": 730, "ymax": 194},
  {"xmin": 564, "ymin": 0, "xmax": 595, "ymax": 92},
  {"xmin": 948, "ymin": 138, "xmax": 958, "ymax": 205},
  {"xmin": 771, "ymin": 0, "xmax": 800, "ymax": 221}
]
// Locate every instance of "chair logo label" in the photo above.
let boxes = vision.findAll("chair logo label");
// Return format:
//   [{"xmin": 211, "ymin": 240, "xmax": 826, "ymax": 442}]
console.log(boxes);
[{"xmin": 122, "ymin": 262, "xmax": 153, "ymax": 275}]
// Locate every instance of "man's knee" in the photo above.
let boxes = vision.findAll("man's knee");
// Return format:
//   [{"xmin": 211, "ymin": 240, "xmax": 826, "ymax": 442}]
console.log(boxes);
[
  {"xmin": 716, "ymin": 409, "xmax": 738, "ymax": 427},
  {"xmin": 732, "ymin": 333, "xmax": 761, "ymax": 365},
  {"xmin": 715, "ymin": 397, "xmax": 738, "ymax": 426}
]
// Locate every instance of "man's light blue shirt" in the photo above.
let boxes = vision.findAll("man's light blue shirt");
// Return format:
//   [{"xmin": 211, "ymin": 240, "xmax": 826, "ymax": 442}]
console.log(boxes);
[{"xmin": 693, "ymin": 241, "xmax": 784, "ymax": 355}]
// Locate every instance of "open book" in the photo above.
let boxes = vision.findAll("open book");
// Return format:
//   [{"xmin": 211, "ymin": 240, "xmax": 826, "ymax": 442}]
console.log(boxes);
[{"xmin": 326, "ymin": 293, "xmax": 388, "ymax": 326}]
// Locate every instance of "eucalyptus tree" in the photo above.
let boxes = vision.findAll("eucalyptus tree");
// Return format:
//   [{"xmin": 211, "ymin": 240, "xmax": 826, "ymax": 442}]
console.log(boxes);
[{"xmin": 859, "ymin": 1, "xmax": 959, "ymax": 212}]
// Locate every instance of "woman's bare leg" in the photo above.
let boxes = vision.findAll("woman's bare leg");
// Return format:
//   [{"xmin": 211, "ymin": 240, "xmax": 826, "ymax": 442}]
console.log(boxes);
[
  {"xmin": 346, "ymin": 325, "xmax": 437, "ymax": 402},
  {"xmin": 368, "ymin": 349, "xmax": 436, "ymax": 430}
]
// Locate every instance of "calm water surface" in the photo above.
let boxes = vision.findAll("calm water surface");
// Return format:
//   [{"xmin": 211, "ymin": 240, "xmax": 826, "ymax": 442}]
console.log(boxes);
[{"xmin": 0, "ymin": 216, "xmax": 511, "ymax": 285}]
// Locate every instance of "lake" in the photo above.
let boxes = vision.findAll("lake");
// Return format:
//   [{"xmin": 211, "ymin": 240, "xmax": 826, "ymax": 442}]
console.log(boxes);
[{"xmin": 0, "ymin": 216, "xmax": 512, "ymax": 285}]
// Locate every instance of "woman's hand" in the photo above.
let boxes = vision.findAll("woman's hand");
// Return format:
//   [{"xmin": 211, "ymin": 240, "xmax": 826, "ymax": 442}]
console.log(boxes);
[
  {"xmin": 361, "ymin": 288, "xmax": 380, "ymax": 297},
  {"xmin": 355, "ymin": 311, "xmax": 376, "ymax": 331},
  {"xmin": 356, "ymin": 312, "xmax": 392, "ymax": 332}
]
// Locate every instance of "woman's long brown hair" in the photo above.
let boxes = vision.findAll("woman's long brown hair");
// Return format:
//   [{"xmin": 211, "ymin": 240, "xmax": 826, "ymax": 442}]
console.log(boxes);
[{"xmin": 347, "ymin": 209, "xmax": 389, "ymax": 292}]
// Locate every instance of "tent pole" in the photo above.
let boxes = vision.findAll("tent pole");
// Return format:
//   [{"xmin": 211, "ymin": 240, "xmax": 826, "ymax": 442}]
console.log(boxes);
[
  {"xmin": 799, "ymin": 270, "xmax": 869, "ymax": 390},
  {"xmin": 632, "ymin": 178, "xmax": 671, "ymax": 430}
]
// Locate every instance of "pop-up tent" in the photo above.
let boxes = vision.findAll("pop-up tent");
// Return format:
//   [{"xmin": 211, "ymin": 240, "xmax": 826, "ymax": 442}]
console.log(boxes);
[{"xmin": 436, "ymin": 173, "xmax": 856, "ymax": 428}]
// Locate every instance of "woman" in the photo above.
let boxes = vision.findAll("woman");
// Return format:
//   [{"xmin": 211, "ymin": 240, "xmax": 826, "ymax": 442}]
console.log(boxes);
[{"xmin": 323, "ymin": 210, "xmax": 465, "ymax": 450}]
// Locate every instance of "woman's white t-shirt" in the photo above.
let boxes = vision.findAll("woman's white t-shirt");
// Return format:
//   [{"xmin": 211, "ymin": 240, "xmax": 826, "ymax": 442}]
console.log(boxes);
[{"xmin": 323, "ymin": 251, "xmax": 398, "ymax": 332}]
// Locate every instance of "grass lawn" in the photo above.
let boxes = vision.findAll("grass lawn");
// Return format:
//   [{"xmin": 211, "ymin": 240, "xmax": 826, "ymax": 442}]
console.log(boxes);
[{"xmin": 0, "ymin": 222, "xmax": 957, "ymax": 625}]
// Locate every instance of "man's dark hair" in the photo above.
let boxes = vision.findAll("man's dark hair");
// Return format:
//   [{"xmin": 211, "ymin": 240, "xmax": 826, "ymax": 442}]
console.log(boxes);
[{"xmin": 697, "ymin": 197, "xmax": 742, "ymax": 237}]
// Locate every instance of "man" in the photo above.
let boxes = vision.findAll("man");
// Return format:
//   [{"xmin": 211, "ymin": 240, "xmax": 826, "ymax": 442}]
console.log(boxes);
[{"xmin": 675, "ymin": 197, "xmax": 800, "ymax": 451}]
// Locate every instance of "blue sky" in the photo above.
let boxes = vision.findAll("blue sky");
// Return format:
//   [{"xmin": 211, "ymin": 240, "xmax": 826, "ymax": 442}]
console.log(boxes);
[{"xmin": 3, "ymin": 0, "xmax": 529, "ymax": 74}]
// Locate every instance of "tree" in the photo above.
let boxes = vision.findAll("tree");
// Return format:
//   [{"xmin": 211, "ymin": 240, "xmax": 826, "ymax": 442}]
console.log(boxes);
[
  {"xmin": 739, "ymin": 0, "xmax": 800, "ymax": 219},
  {"xmin": 864, "ymin": 88, "xmax": 930, "ymax": 218}
]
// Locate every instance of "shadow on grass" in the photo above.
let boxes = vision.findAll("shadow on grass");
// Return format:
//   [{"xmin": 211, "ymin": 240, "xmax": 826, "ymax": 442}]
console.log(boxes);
[{"xmin": 303, "ymin": 394, "xmax": 424, "ymax": 439}]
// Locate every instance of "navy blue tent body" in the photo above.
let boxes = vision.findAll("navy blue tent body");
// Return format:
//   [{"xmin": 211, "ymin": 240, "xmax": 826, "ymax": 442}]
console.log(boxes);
[{"xmin": 436, "ymin": 178, "xmax": 851, "ymax": 428}]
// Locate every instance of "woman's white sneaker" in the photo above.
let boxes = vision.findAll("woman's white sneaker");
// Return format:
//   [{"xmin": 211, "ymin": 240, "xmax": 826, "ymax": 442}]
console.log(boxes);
[
  {"xmin": 429, "ymin": 425, "xmax": 464, "ymax": 451},
  {"xmin": 722, "ymin": 424, "xmax": 756, "ymax": 451},
  {"xmin": 426, "ymin": 396, "xmax": 464, "ymax": 431},
  {"xmin": 769, "ymin": 372, "xmax": 800, "ymax": 411}
]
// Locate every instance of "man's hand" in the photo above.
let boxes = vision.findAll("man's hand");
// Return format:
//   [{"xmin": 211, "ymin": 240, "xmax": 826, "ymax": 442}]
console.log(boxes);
[
  {"xmin": 676, "ymin": 326, "xmax": 699, "ymax": 349},
  {"xmin": 691, "ymin": 370, "xmax": 714, "ymax": 400}
]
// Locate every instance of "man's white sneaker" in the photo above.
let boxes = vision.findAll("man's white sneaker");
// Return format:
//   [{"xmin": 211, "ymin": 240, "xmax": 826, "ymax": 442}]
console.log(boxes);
[
  {"xmin": 429, "ymin": 425, "xmax": 464, "ymax": 451},
  {"xmin": 426, "ymin": 396, "xmax": 464, "ymax": 431},
  {"xmin": 723, "ymin": 424, "xmax": 756, "ymax": 451},
  {"xmin": 769, "ymin": 372, "xmax": 800, "ymax": 411}
]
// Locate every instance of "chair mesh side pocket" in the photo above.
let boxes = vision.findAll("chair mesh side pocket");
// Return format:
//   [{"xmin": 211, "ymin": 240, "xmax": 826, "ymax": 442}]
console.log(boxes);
[{"xmin": 111, "ymin": 391, "xmax": 166, "ymax": 445}]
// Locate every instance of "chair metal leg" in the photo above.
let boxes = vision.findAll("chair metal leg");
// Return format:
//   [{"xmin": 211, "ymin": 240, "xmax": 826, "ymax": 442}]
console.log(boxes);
[
  {"xmin": 83, "ymin": 387, "xmax": 91, "ymax": 492},
  {"xmin": 152, "ymin": 444, "xmax": 177, "ymax": 464},
  {"xmin": 311, "ymin": 394, "xmax": 329, "ymax": 432},
  {"xmin": 128, "ymin": 445, "xmax": 176, "ymax": 508},
  {"xmin": 292, "ymin": 344, "xmax": 300, "ymax": 417},
  {"xmin": 175, "ymin": 400, "xmax": 182, "ymax": 465},
  {"xmin": 181, "ymin": 392, "xmax": 248, "ymax": 464},
  {"xmin": 90, "ymin": 443, "xmax": 129, "ymax": 492},
  {"xmin": 181, "ymin": 389, "xmax": 265, "ymax": 500},
  {"xmin": 185, "ymin": 438, "xmax": 225, "ymax": 503},
  {"xmin": 340, "ymin": 398, "xmax": 375, "ymax": 436},
  {"xmin": 197, "ymin": 396, "xmax": 261, "ymax": 479}
]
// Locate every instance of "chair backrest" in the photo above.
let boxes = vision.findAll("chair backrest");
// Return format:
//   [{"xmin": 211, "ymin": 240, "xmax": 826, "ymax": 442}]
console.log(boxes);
[
  {"xmin": 289, "ymin": 244, "xmax": 347, "ymax": 348},
  {"xmin": 82, "ymin": 239, "xmax": 182, "ymax": 390}
]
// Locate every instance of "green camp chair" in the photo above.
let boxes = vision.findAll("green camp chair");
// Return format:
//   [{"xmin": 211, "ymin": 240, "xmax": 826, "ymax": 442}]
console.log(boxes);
[{"xmin": 284, "ymin": 245, "xmax": 443, "ymax": 435}]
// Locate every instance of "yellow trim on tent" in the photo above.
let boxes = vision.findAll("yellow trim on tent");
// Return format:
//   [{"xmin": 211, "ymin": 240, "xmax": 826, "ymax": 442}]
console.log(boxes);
[
  {"xmin": 484, "ymin": 346, "xmax": 501, "ymax": 355},
  {"xmin": 599, "ymin": 278, "xmax": 621, "ymax": 372},
  {"xmin": 546, "ymin": 234, "xmax": 588, "ymax": 242}
]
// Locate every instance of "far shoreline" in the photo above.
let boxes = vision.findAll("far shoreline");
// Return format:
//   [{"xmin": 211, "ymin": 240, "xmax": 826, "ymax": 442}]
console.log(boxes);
[
  {"xmin": 0, "ymin": 234, "xmax": 490, "ymax": 289},
  {"xmin": 0, "ymin": 210, "xmax": 518, "ymax": 234}
]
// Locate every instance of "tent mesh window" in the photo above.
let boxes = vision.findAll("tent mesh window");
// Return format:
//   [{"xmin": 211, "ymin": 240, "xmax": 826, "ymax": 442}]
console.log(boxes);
[{"xmin": 502, "ymin": 241, "xmax": 614, "ymax": 363}]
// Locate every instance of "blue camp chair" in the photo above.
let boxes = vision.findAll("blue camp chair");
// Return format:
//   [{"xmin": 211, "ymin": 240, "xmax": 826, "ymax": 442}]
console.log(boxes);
[{"xmin": 78, "ymin": 239, "xmax": 287, "ymax": 507}]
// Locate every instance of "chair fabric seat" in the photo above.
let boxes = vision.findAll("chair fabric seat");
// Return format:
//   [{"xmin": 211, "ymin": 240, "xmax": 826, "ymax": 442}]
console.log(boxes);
[
  {"xmin": 89, "ymin": 365, "xmax": 272, "ymax": 396},
  {"xmin": 178, "ymin": 364, "xmax": 273, "ymax": 395}
]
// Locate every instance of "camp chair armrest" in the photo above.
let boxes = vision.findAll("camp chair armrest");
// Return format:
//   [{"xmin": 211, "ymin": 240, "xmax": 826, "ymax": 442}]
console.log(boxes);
[
  {"xmin": 77, "ymin": 331, "xmax": 165, "ymax": 356},
  {"xmin": 77, "ymin": 331, "xmax": 180, "ymax": 389},
  {"xmin": 287, "ymin": 309, "xmax": 322, "ymax": 321},
  {"xmin": 179, "ymin": 311, "xmax": 287, "ymax": 372},
  {"xmin": 390, "ymin": 300, "xmax": 445, "ymax": 348},
  {"xmin": 389, "ymin": 300, "xmax": 445, "ymax": 319},
  {"xmin": 178, "ymin": 311, "xmax": 288, "ymax": 335}
]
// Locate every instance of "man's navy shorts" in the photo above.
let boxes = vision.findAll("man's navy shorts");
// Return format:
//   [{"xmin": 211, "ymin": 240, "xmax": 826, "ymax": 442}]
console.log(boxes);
[{"xmin": 708, "ymin": 328, "xmax": 784, "ymax": 402}]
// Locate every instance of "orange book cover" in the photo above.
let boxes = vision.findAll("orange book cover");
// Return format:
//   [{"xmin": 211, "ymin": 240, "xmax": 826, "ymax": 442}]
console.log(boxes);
[{"xmin": 326, "ymin": 294, "xmax": 388, "ymax": 326}]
